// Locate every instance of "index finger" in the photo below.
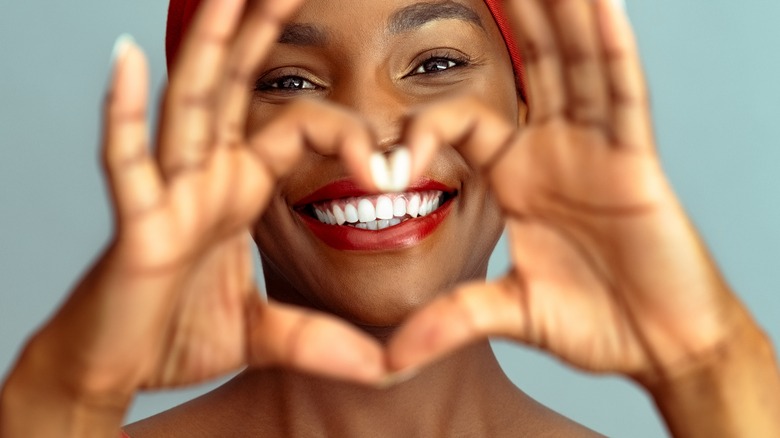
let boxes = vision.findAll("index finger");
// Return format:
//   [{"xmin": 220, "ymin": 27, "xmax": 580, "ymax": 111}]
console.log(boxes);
[
  {"xmin": 159, "ymin": 0, "xmax": 246, "ymax": 175},
  {"xmin": 214, "ymin": 0, "xmax": 306, "ymax": 142}
]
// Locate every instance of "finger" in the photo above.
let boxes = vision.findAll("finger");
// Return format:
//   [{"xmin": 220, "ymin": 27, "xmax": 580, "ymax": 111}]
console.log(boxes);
[
  {"xmin": 543, "ymin": 0, "xmax": 610, "ymax": 128},
  {"xmin": 504, "ymin": 0, "xmax": 566, "ymax": 122},
  {"xmin": 248, "ymin": 299, "xmax": 386, "ymax": 384},
  {"xmin": 102, "ymin": 36, "xmax": 163, "ymax": 221},
  {"xmin": 596, "ymin": 0, "xmax": 654, "ymax": 151},
  {"xmin": 248, "ymin": 99, "xmax": 377, "ymax": 191},
  {"xmin": 386, "ymin": 278, "xmax": 525, "ymax": 372},
  {"xmin": 215, "ymin": 0, "xmax": 305, "ymax": 142},
  {"xmin": 158, "ymin": 0, "xmax": 246, "ymax": 176},
  {"xmin": 404, "ymin": 96, "xmax": 515, "ymax": 182}
]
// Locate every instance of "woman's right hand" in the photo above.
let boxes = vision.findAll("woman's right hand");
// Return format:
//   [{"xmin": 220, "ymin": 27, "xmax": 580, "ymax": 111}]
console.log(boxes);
[{"xmin": 3, "ymin": 0, "xmax": 386, "ymax": 426}]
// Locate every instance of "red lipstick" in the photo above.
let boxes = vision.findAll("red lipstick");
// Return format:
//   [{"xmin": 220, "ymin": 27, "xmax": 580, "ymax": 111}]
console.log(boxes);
[
  {"xmin": 294, "ymin": 178, "xmax": 457, "ymax": 251},
  {"xmin": 293, "ymin": 178, "xmax": 452, "ymax": 207}
]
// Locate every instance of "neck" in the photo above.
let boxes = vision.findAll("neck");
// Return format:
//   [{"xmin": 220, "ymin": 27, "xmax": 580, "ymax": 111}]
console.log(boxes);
[{"xmin": 218, "ymin": 341, "xmax": 529, "ymax": 436}]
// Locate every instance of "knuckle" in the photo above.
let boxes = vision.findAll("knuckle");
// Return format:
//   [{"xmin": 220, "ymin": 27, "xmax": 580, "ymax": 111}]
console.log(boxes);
[{"xmin": 522, "ymin": 39, "xmax": 557, "ymax": 64}]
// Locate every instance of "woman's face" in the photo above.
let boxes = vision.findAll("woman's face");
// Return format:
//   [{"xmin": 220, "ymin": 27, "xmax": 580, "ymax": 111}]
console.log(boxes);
[{"xmin": 250, "ymin": 0, "xmax": 523, "ymax": 331}]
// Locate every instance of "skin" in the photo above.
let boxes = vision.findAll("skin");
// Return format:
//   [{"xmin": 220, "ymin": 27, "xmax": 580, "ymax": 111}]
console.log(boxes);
[
  {"xmin": 128, "ymin": 2, "xmax": 599, "ymax": 435},
  {"xmin": 252, "ymin": 0, "xmax": 515, "ymax": 332},
  {"xmin": 1, "ymin": 0, "xmax": 779, "ymax": 437}
]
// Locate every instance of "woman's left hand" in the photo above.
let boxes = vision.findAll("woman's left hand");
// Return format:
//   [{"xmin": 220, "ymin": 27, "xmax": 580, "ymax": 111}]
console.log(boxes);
[{"xmin": 387, "ymin": 0, "xmax": 762, "ymax": 387}]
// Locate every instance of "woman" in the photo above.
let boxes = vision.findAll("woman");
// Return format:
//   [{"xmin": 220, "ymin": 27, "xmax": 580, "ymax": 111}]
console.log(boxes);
[{"xmin": 2, "ymin": 0, "xmax": 779, "ymax": 436}]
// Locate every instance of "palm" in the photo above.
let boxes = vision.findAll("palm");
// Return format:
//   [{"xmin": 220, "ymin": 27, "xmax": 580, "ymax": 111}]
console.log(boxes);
[
  {"xmin": 390, "ymin": 0, "xmax": 742, "ymax": 380},
  {"xmin": 34, "ymin": 0, "xmax": 386, "ymax": 399},
  {"xmin": 500, "ymin": 119, "xmax": 690, "ymax": 373},
  {"xmin": 119, "ymin": 146, "xmax": 264, "ymax": 388}
]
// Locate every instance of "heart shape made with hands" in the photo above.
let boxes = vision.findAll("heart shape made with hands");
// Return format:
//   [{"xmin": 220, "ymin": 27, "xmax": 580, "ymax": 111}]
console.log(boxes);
[{"xmin": 74, "ymin": 0, "xmax": 743, "ymax": 395}]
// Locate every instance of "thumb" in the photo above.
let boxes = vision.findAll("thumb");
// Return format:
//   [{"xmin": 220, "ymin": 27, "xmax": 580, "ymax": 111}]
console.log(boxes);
[
  {"xmin": 386, "ymin": 275, "xmax": 528, "ymax": 372},
  {"xmin": 245, "ymin": 293, "xmax": 388, "ymax": 385}
]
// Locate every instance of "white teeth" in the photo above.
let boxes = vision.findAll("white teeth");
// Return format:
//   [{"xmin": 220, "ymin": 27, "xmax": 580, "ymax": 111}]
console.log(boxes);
[
  {"xmin": 358, "ymin": 199, "xmax": 376, "ymax": 223},
  {"xmin": 310, "ymin": 190, "xmax": 449, "ymax": 227},
  {"xmin": 344, "ymin": 203, "xmax": 359, "ymax": 223},
  {"xmin": 419, "ymin": 196, "xmax": 429, "ymax": 216},
  {"xmin": 407, "ymin": 194, "xmax": 421, "ymax": 217},
  {"xmin": 393, "ymin": 197, "xmax": 406, "ymax": 217},
  {"xmin": 358, "ymin": 219, "xmax": 399, "ymax": 231},
  {"xmin": 333, "ymin": 205, "xmax": 346, "ymax": 225},
  {"xmin": 375, "ymin": 196, "xmax": 394, "ymax": 220}
]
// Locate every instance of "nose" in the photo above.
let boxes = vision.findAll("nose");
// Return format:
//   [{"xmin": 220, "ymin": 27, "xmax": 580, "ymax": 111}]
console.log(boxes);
[{"xmin": 329, "ymin": 72, "xmax": 407, "ymax": 152}]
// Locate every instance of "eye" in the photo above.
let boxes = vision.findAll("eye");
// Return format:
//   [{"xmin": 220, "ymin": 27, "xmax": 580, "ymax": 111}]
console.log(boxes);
[
  {"xmin": 407, "ymin": 50, "xmax": 472, "ymax": 78},
  {"xmin": 413, "ymin": 57, "xmax": 460, "ymax": 74},
  {"xmin": 255, "ymin": 75, "xmax": 319, "ymax": 92}
]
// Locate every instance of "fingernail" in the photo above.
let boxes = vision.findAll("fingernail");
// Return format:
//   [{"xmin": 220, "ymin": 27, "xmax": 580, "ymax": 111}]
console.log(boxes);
[
  {"xmin": 611, "ymin": 0, "xmax": 626, "ymax": 12},
  {"xmin": 376, "ymin": 367, "xmax": 420, "ymax": 390},
  {"xmin": 411, "ymin": 132, "xmax": 437, "ymax": 177},
  {"xmin": 370, "ymin": 152, "xmax": 392, "ymax": 191},
  {"xmin": 110, "ymin": 33, "xmax": 135, "ymax": 68},
  {"xmin": 388, "ymin": 147, "xmax": 411, "ymax": 192}
]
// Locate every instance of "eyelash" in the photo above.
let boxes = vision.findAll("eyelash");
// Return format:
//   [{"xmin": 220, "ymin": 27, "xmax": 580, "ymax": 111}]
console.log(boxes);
[
  {"xmin": 408, "ymin": 52, "xmax": 471, "ymax": 77},
  {"xmin": 254, "ymin": 51, "xmax": 472, "ymax": 93},
  {"xmin": 254, "ymin": 74, "xmax": 320, "ymax": 93}
]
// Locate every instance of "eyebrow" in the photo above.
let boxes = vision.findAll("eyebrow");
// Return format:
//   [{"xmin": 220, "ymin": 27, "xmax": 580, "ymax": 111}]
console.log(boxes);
[
  {"xmin": 278, "ymin": 23, "xmax": 329, "ymax": 47},
  {"xmin": 388, "ymin": 1, "xmax": 484, "ymax": 34}
]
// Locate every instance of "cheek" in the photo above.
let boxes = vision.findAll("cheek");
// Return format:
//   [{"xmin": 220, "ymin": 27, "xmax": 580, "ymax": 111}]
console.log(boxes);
[{"xmin": 245, "ymin": 99, "xmax": 288, "ymax": 137}]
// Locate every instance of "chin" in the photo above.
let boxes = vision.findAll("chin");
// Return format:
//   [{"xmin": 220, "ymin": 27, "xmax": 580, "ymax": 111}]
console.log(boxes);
[{"xmin": 256, "ymin": 163, "xmax": 505, "ymax": 331}]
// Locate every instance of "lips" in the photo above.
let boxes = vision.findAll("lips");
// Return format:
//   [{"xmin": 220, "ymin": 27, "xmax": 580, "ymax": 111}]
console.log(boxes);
[{"xmin": 294, "ymin": 178, "xmax": 458, "ymax": 251}]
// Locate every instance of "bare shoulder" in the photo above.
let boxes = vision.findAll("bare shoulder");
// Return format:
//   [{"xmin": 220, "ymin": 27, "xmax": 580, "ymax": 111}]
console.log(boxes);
[
  {"xmin": 123, "ymin": 377, "xmax": 284, "ymax": 438},
  {"xmin": 124, "ymin": 371, "xmax": 605, "ymax": 438},
  {"xmin": 489, "ymin": 385, "xmax": 605, "ymax": 438}
]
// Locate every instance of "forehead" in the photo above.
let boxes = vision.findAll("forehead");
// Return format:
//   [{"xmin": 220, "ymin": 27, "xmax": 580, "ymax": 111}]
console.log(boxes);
[{"xmin": 285, "ymin": 0, "xmax": 500, "ymax": 43}]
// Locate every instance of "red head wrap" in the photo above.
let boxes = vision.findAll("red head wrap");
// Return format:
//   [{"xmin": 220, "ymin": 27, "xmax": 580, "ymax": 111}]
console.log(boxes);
[{"xmin": 166, "ymin": 0, "xmax": 525, "ymax": 94}]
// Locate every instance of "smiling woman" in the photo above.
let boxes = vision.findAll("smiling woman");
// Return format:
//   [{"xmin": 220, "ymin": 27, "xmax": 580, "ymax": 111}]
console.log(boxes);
[
  {"xmin": 244, "ymin": 0, "xmax": 519, "ymax": 333},
  {"xmin": 1, "ymin": 0, "xmax": 780, "ymax": 437}
]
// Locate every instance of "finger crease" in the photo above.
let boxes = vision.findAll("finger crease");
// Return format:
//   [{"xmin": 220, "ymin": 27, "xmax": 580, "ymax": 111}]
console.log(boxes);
[
  {"xmin": 501, "ymin": 206, "xmax": 530, "ymax": 222},
  {"xmin": 112, "ymin": 110, "xmax": 146, "ymax": 124},
  {"xmin": 118, "ymin": 196, "xmax": 167, "ymax": 228},
  {"xmin": 542, "ymin": 187, "xmax": 659, "ymax": 217},
  {"xmin": 225, "ymin": 67, "xmax": 253, "ymax": 85},
  {"xmin": 285, "ymin": 313, "xmax": 315, "ymax": 365},
  {"xmin": 480, "ymin": 132, "xmax": 518, "ymax": 176},
  {"xmin": 165, "ymin": 160, "xmax": 209, "ymax": 179},
  {"xmin": 193, "ymin": 31, "xmax": 231, "ymax": 48},
  {"xmin": 609, "ymin": 89, "xmax": 648, "ymax": 108},
  {"xmin": 114, "ymin": 145, "xmax": 149, "ymax": 169},
  {"xmin": 561, "ymin": 48, "xmax": 598, "ymax": 67},
  {"xmin": 178, "ymin": 93, "xmax": 217, "ymax": 110},
  {"xmin": 506, "ymin": 268, "xmax": 533, "ymax": 341},
  {"xmin": 522, "ymin": 40, "xmax": 559, "ymax": 64},
  {"xmin": 564, "ymin": 109, "xmax": 610, "ymax": 133}
]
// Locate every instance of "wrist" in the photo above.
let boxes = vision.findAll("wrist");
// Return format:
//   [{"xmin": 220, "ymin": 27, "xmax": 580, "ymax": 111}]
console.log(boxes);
[
  {"xmin": 1, "ymin": 335, "xmax": 132, "ymax": 438},
  {"xmin": 640, "ymin": 319, "xmax": 780, "ymax": 437}
]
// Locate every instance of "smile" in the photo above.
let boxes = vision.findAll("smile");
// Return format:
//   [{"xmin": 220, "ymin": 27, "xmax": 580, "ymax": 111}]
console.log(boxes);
[
  {"xmin": 294, "ymin": 178, "xmax": 458, "ymax": 251},
  {"xmin": 309, "ymin": 191, "xmax": 448, "ymax": 230}
]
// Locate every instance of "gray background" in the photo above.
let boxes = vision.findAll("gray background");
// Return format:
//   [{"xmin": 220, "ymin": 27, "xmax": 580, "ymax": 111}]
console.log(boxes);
[{"xmin": 1, "ymin": 1, "xmax": 778, "ymax": 437}]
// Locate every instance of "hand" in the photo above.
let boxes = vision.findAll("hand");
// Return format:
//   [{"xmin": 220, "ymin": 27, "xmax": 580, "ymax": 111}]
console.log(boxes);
[
  {"xmin": 387, "ymin": 0, "xmax": 756, "ymax": 382},
  {"xmin": 19, "ymin": 0, "xmax": 385, "ymax": 403}
]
